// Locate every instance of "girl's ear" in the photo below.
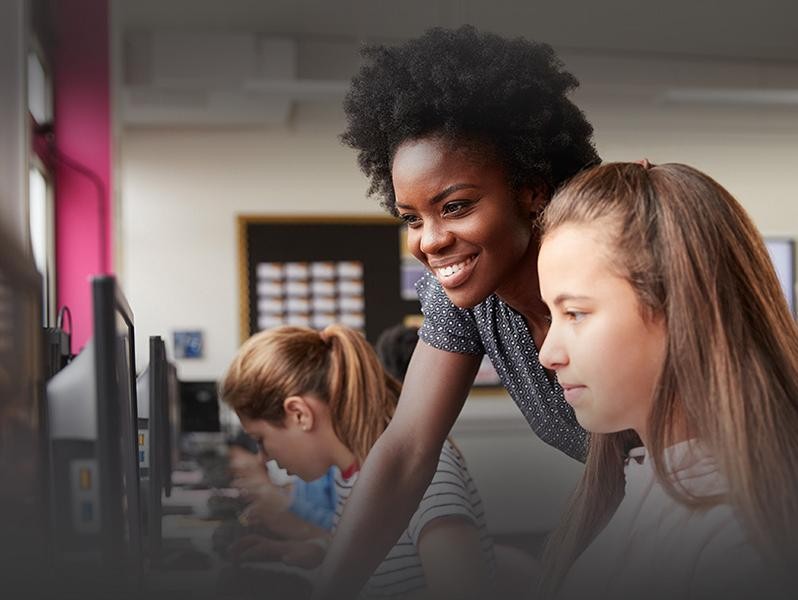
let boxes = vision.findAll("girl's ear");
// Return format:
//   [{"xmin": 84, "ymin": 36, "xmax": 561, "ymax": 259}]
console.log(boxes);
[{"xmin": 283, "ymin": 395, "xmax": 315, "ymax": 432}]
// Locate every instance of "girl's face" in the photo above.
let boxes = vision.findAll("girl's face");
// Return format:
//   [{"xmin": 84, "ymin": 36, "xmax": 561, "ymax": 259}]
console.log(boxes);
[
  {"xmin": 392, "ymin": 137, "xmax": 538, "ymax": 309},
  {"xmin": 537, "ymin": 223, "xmax": 667, "ymax": 445},
  {"xmin": 238, "ymin": 415, "xmax": 331, "ymax": 482}
]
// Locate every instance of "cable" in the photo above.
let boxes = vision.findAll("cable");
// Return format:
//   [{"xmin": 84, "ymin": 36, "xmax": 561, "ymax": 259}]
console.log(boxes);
[
  {"xmin": 56, "ymin": 305, "xmax": 72, "ymax": 334},
  {"xmin": 56, "ymin": 305, "xmax": 73, "ymax": 357},
  {"xmin": 35, "ymin": 123, "xmax": 108, "ymax": 274}
]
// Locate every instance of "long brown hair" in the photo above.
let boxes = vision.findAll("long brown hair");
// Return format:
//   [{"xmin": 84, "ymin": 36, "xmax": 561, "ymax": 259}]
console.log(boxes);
[
  {"xmin": 220, "ymin": 325, "xmax": 401, "ymax": 463},
  {"xmin": 539, "ymin": 162, "xmax": 798, "ymax": 594}
]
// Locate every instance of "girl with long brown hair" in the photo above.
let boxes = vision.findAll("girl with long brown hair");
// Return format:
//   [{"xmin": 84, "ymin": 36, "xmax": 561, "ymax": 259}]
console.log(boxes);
[
  {"xmin": 220, "ymin": 324, "xmax": 494, "ymax": 599},
  {"xmin": 536, "ymin": 162, "xmax": 798, "ymax": 599}
]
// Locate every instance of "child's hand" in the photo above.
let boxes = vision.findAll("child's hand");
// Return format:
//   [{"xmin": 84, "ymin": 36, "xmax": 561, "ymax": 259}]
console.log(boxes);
[
  {"xmin": 238, "ymin": 485, "xmax": 293, "ymax": 525},
  {"xmin": 228, "ymin": 447, "xmax": 267, "ymax": 480}
]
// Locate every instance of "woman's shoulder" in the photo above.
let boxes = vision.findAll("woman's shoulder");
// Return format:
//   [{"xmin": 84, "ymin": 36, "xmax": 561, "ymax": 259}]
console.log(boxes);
[{"xmin": 413, "ymin": 272, "xmax": 487, "ymax": 354}]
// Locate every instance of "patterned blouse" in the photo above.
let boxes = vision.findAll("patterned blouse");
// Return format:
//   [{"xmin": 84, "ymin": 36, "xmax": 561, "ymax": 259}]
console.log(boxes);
[{"xmin": 415, "ymin": 271, "xmax": 588, "ymax": 462}]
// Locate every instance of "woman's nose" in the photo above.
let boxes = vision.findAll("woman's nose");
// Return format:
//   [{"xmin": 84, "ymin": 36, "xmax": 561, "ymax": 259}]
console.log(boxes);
[{"xmin": 419, "ymin": 221, "xmax": 455, "ymax": 255}]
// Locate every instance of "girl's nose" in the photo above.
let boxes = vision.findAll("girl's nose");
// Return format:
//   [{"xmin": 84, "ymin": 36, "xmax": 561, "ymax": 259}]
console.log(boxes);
[{"xmin": 538, "ymin": 328, "xmax": 567, "ymax": 371}]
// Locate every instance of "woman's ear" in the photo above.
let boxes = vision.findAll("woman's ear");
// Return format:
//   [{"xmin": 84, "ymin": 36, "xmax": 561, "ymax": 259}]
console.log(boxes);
[
  {"xmin": 283, "ymin": 395, "xmax": 315, "ymax": 432},
  {"xmin": 518, "ymin": 186, "xmax": 549, "ymax": 220}
]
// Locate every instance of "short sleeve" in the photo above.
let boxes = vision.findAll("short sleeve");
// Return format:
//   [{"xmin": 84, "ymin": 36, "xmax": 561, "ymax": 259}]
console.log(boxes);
[
  {"xmin": 288, "ymin": 469, "xmax": 337, "ymax": 530},
  {"xmin": 407, "ymin": 440, "xmax": 480, "ymax": 545},
  {"xmin": 414, "ymin": 271, "xmax": 484, "ymax": 355}
]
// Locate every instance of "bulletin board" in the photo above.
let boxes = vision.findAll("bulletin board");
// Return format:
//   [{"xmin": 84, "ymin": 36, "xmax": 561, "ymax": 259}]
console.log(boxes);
[{"xmin": 238, "ymin": 215, "xmax": 422, "ymax": 346}]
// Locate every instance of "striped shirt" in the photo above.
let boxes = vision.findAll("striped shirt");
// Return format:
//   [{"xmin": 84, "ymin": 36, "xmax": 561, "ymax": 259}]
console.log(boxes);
[{"xmin": 333, "ymin": 439, "xmax": 495, "ymax": 598}]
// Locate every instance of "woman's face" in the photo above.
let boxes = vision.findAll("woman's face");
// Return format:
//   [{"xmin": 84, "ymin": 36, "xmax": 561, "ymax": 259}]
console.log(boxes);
[
  {"xmin": 392, "ymin": 137, "xmax": 537, "ymax": 309},
  {"xmin": 537, "ymin": 223, "xmax": 667, "ymax": 444},
  {"xmin": 238, "ymin": 415, "xmax": 331, "ymax": 482}
]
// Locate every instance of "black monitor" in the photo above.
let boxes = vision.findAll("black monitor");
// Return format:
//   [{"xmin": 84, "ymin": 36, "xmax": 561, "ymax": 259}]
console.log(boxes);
[
  {"xmin": 179, "ymin": 381, "xmax": 221, "ymax": 433},
  {"xmin": 165, "ymin": 361, "xmax": 180, "ymax": 495},
  {"xmin": 0, "ymin": 237, "xmax": 52, "ymax": 596},
  {"xmin": 46, "ymin": 275, "xmax": 143, "ymax": 593},
  {"xmin": 136, "ymin": 336, "xmax": 170, "ymax": 563}
]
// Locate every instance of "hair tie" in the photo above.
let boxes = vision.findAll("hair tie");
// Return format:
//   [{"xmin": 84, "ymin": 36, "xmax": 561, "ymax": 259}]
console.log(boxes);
[
  {"xmin": 319, "ymin": 327, "xmax": 333, "ymax": 347},
  {"xmin": 635, "ymin": 158, "xmax": 654, "ymax": 170}
]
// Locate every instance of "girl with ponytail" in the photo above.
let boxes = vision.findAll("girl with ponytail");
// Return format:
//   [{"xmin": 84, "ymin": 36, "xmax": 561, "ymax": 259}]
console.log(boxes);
[{"xmin": 220, "ymin": 324, "xmax": 494, "ymax": 599}]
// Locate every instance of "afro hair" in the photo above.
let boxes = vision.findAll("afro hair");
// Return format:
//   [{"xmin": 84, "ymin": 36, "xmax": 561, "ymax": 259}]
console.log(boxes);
[{"xmin": 341, "ymin": 25, "xmax": 600, "ymax": 215}]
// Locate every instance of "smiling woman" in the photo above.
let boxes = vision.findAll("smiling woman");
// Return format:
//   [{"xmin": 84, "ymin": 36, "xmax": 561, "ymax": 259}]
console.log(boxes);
[
  {"xmin": 312, "ymin": 25, "xmax": 600, "ymax": 600},
  {"xmin": 392, "ymin": 138, "xmax": 538, "ymax": 311}
]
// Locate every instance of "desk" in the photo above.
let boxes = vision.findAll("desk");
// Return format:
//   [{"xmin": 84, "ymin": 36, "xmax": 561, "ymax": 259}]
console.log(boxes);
[{"xmin": 144, "ymin": 487, "xmax": 314, "ymax": 599}]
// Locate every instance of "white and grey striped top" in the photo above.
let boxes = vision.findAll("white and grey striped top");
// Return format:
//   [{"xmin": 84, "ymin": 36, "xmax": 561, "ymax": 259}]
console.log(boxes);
[{"xmin": 333, "ymin": 439, "xmax": 495, "ymax": 599}]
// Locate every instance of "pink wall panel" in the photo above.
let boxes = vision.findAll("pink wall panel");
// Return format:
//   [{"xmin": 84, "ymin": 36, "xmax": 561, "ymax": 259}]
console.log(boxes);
[{"xmin": 54, "ymin": 0, "xmax": 111, "ymax": 350}]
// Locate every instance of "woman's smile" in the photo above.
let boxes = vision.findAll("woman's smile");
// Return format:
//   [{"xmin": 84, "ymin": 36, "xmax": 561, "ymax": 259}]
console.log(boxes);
[
  {"xmin": 430, "ymin": 254, "xmax": 478, "ymax": 288},
  {"xmin": 392, "ymin": 137, "xmax": 537, "ymax": 309}
]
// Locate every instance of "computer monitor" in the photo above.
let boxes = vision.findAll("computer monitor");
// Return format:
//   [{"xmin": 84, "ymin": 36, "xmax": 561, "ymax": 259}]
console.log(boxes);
[
  {"xmin": 136, "ymin": 336, "xmax": 170, "ymax": 563},
  {"xmin": 179, "ymin": 380, "xmax": 221, "ymax": 433},
  {"xmin": 47, "ymin": 275, "xmax": 143, "ymax": 592},
  {"xmin": 0, "ymin": 236, "xmax": 52, "ymax": 595},
  {"xmin": 165, "ymin": 361, "xmax": 180, "ymax": 496}
]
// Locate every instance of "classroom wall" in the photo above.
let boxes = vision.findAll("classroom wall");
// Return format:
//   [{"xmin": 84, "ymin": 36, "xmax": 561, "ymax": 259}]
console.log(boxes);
[
  {"xmin": 120, "ymin": 103, "xmax": 372, "ymax": 379},
  {"xmin": 121, "ymin": 51, "xmax": 798, "ymax": 380},
  {"xmin": 54, "ymin": 0, "xmax": 113, "ymax": 351},
  {"xmin": 120, "ymin": 49, "xmax": 798, "ymax": 533}
]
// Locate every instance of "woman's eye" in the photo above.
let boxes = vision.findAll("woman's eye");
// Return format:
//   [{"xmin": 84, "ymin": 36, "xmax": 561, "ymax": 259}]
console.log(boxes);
[
  {"xmin": 399, "ymin": 214, "xmax": 420, "ymax": 228},
  {"xmin": 442, "ymin": 201, "xmax": 471, "ymax": 216}
]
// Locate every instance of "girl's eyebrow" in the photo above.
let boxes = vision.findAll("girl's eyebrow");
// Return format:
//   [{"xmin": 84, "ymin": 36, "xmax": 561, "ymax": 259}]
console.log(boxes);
[
  {"xmin": 552, "ymin": 293, "xmax": 592, "ymax": 307},
  {"xmin": 396, "ymin": 183, "xmax": 478, "ymax": 210}
]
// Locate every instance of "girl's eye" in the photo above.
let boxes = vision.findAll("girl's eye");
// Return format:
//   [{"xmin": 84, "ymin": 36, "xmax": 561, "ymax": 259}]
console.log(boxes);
[{"xmin": 565, "ymin": 310, "xmax": 586, "ymax": 323}]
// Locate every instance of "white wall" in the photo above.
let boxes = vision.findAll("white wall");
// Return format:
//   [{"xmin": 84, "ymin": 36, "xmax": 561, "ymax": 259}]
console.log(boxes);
[
  {"xmin": 121, "ymin": 103, "xmax": 376, "ymax": 380},
  {"xmin": 120, "ymin": 50, "xmax": 798, "ymax": 534},
  {"xmin": 121, "ymin": 65, "xmax": 798, "ymax": 379}
]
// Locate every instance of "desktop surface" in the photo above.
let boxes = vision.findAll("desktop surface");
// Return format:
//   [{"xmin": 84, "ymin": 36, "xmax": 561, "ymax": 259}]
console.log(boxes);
[{"xmin": 144, "ymin": 446, "xmax": 314, "ymax": 600}]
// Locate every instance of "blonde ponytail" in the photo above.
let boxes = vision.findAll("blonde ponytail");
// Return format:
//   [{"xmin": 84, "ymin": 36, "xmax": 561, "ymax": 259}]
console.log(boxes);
[
  {"xmin": 320, "ymin": 325, "xmax": 400, "ymax": 462},
  {"xmin": 220, "ymin": 325, "xmax": 400, "ymax": 463}
]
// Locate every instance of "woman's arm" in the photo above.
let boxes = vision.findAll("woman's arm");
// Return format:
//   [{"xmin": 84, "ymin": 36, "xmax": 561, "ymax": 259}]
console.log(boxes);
[
  {"xmin": 311, "ymin": 341, "xmax": 481, "ymax": 600},
  {"xmin": 416, "ymin": 516, "xmax": 492, "ymax": 600}
]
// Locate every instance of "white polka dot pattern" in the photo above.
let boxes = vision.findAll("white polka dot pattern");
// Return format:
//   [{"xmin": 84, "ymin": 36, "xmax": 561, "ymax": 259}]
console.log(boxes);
[{"xmin": 415, "ymin": 271, "xmax": 588, "ymax": 462}]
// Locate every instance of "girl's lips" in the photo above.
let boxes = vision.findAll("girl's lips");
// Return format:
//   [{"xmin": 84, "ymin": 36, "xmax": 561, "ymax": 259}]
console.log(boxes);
[
  {"xmin": 432, "ymin": 254, "xmax": 478, "ymax": 289},
  {"xmin": 561, "ymin": 385, "xmax": 586, "ymax": 405}
]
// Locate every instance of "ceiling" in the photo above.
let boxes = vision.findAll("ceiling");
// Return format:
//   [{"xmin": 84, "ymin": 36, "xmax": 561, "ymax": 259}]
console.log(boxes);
[{"xmin": 116, "ymin": 0, "xmax": 798, "ymax": 64}]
